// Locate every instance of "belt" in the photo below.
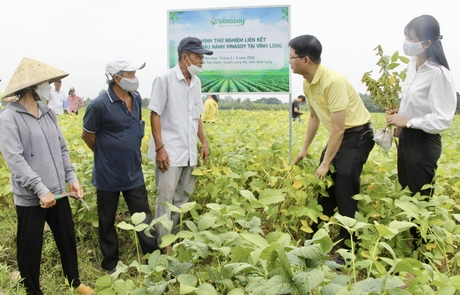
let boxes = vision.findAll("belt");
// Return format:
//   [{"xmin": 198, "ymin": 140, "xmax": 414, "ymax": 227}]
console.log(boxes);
[{"xmin": 344, "ymin": 123, "xmax": 372, "ymax": 134}]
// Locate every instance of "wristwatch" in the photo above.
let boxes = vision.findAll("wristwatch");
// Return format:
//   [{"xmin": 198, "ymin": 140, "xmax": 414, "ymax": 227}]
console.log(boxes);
[{"xmin": 406, "ymin": 120, "xmax": 412, "ymax": 128}]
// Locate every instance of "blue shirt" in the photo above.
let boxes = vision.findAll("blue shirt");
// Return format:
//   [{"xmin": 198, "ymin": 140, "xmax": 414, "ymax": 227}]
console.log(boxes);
[{"xmin": 83, "ymin": 86, "xmax": 145, "ymax": 191}]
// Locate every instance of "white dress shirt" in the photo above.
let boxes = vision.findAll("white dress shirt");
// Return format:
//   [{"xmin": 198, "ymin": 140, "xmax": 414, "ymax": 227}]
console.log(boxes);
[
  {"xmin": 147, "ymin": 65, "xmax": 204, "ymax": 166},
  {"xmin": 399, "ymin": 57, "xmax": 456, "ymax": 134},
  {"xmin": 48, "ymin": 89, "xmax": 66, "ymax": 115}
]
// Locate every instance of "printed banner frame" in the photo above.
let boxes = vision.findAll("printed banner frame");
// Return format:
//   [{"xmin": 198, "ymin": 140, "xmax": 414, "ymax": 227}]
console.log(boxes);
[{"xmin": 168, "ymin": 5, "xmax": 291, "ymax": 94}]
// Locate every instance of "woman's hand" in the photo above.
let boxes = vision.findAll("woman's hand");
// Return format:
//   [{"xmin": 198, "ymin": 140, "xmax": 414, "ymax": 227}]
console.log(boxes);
[
  {"xmin": 70, "ymin": 182, "xmax": 84, "ymax": 199},
  {"xmin": 40, "ymin": 191, "xmax": 56, "ymax": 209}
]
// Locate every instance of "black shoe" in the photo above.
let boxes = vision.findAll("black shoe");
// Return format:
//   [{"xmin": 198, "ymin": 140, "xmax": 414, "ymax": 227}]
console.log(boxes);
[
  {"xmin": 335, "ymin": 255, "xmax": 346, "ymax": 265},
  {"xmin": 105, "ymin": 267, "xmax": 116, "ymax": 275}
]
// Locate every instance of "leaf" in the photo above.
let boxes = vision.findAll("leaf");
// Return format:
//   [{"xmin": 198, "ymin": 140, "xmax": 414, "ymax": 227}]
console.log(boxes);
[
  {"xmin": 399, "ymin": 55, "xmax": 410, "ymax": 63},
  {"xmin": 384, "ymin": 276, "xmax": 406, "ymax": 289},
  {"xmin": 394, "ymin": 199, "xmax": 420, "ymax": 220},
  {"xmin": 113, "ymin": 279, "xmax": 130, "ymax": 294},
  {"xmin": 195, "ymin": 283, "xmax": 218, "ymax": 295},
  {"xmin": 148, "ymin": 250, "xmax": 161, "ymax": 269},
  {"xmin": 259, "ymin": 189, "xmax": 286, "ymax": 205},
  {"xmin": 293, "ymin": 270, "xmax": 325, "ymax": 293},
  {"xmin": 159, "ymin": 234, "xmax": 177, "ymax": 247},
  {"xmin": 192, "ymin": 168, "xmax": 203, "ymax": 176},
  {"xmin": 262, "ymin": 275, "xmax": 294, "ymax": 295},
  {"xmin": 388, "ymin": 63, "xmax": 400, "ymax": 70},
  {"xmin": 240, "ymin": 233, "xmax": 269, "ymax": 248},
  {"xmin": 374, "ymin": 222, "xmax": 398, "ymax": 239},
  {"xmin": 180, "ymin": 201, "xmax": 197, "ymax": 213},
  {"xmin": 226, "ymin": 288, "xmax": 244, "ymax": 295},
  {"xmin": 131, "ymin": 212, "xmax": 147, "ymax": 225},
  {"xmin": 352, "ymin": 278, "xmax": 384, "ymax": 293},
  {"xmin": 320, "ymin": 283, "xmax": 346, "ymax": 295},
  {"xmin": 388, "ymin": 220, "xmax": 416, "ymax": 233},
  {"xmin": 117, "ymin": 221, "xmax": 134, "ymax": 230},
  {"xmin": 333, "ymin": 214, "xmax": 356, "ymax": 228},
  {"xmin": 96, "ymin": 275, "xmax": 112, "ymax": 288},
  {"xmin": 198, "ymin": 216, "xmax": 217, "ymax": 231},
  {"xmin": 293, "ymin": 179, "xmax": 303, "ymax": 189},
  {"xmin": 291, "ymin": 244, "xmax": 322, "ymax": 261},
  {"xmin": 240, "ymin": 190, "xmax": 257, "ymax": 202}
]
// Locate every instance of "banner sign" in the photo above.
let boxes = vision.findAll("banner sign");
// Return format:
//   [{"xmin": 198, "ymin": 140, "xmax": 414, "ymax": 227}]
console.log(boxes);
[{"xmin": 168, "ymin": 6, "xmax": 291, "ymax": 93}]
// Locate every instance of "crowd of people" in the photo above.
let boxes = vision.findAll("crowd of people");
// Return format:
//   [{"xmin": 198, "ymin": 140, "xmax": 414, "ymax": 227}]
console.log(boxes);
[{"xmin": 0, "ymin": 14, "xmax": 456, "ymax": 293}]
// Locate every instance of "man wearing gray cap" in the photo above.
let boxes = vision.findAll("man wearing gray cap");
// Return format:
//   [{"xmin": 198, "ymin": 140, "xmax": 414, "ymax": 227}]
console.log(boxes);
[
  {"xmin": 148, "ymin": 37, "xmax": 213, "ymax": 254},
  {"xmin": 82, "ymin": 56, "xmax": 159, "ymax": 273}
]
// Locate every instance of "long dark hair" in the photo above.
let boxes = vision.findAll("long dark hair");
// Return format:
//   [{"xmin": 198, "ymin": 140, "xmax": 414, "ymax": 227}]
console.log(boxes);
[
  {"xmin": 405, "ymin": 15, "xmax": 449, "ymax": 70},
  {"xmin": 210, "ymin": 95, "xmax": 218, "ymax": 103}
]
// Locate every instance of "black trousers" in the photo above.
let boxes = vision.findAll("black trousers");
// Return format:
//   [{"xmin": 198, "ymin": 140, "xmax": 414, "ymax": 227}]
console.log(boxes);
[
  {"xmin": 398, "ymin": 128, "xmax": 441, "ymax": 196},
  {"xmin": 398, "ymin": 128, "xmax": 441, "ymax": 245},
  {"xmin": 314, "ymin": 127, "xmax": 375, "ymax": 247},
  {"xmin": 97, "ymin": 184, "xmax": 159, "ymax": 270},
  {"xmin": 16, "ymin": 198, "xmax": 80, "ymax": 295}
]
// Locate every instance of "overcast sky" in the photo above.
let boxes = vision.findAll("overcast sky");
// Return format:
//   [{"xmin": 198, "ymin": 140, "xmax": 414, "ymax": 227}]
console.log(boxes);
[{"xmin": 1, "ymin": 0, "xmax": 458, "ymax": 102}]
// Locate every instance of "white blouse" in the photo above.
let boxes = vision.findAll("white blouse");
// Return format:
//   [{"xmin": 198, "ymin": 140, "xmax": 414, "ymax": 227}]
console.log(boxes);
[{"xmin": 399, "ymin": 57, "xmax": 456, "ymax": 134}]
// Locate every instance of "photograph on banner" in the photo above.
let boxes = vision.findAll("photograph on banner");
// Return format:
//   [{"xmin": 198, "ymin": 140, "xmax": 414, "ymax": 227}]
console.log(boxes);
[{"xmin": 168, "ymin": 6, "xmax": 290, "ymax": 93}]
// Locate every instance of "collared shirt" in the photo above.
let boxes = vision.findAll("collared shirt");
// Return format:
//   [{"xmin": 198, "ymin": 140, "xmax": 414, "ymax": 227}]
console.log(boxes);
[
  {"xmin": 48, "ymin": 89, "xmax": 66, "ymax": 114},
  {"xmin": 303, "ymin": 64, "xmax": 371, "ymax": 132},
  {"xmin": 83, "ymin": 86, "xmax": 145, "ymax": 191},
  {"xmin": 67, "ymin": 94, "xmax": 84, "ymax": 113},
  {"xmin": 148, "ymin": 64, "xmax": 204, "ymax": 167},
  {"xmin": 202, "ymin": 98, "xmax": 218, "ymax": 122},
  {"xmin": 399, "ymin": 57, "xmax": 456, "ymax": 134}
]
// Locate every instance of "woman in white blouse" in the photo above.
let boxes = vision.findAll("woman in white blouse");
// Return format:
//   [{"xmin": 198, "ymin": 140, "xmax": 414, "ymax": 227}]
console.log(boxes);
[{"xmin": 387, "ymin": 15, "xmax": 456, "ymax": 196}]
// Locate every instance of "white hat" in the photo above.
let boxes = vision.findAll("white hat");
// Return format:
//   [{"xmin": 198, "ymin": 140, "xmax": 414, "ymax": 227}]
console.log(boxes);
[
  {"xmin": 105, "ymin": 56, "xmax": 145, "ymax": 77},
  {"xmin": 2, "ymin": 57, "xmax": 68, "ymax": 102}
]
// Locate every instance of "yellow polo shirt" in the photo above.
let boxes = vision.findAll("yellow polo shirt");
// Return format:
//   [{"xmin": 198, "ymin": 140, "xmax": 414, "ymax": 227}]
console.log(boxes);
[{"xmin": 303, "ymin": 64, "xmax": 371, "ymax": 132}]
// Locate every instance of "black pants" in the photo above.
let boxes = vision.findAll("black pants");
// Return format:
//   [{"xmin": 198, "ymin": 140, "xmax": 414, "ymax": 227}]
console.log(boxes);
[
  {"xmin": 16, "ymin": 198, "xmax": 80, "ymax": 295},
  {"xmin": 314, "ymin": 127, "xmax": 374, "ymax": 247},
  {"xmin": 398, "ymin": 128, "xmax": 441, "ymax": 245},
  {"xmin": 97, "ymin": 184, "xmax": 159, "ymax": 270},
  {"xmin": 398, "ymin": 128, "xmax": 441, "ymax": 196}
]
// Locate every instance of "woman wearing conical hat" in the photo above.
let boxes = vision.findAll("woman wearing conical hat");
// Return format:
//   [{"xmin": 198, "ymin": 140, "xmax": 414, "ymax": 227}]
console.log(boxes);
[{"xmin": 0, "ymin": 58, "xmax": 95, "ymax": 295}]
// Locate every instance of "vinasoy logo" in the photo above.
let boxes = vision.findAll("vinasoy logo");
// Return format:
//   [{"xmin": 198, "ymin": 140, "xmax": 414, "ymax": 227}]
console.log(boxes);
[{"xmin": 210, "ymin": 17, "xmax": 245, "ymax": 27}]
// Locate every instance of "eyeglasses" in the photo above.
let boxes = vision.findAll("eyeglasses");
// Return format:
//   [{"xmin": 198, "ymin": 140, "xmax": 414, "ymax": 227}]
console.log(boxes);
[{"xmin": 289, "ymin": 55, "xmax": 307, "ymax": 60}]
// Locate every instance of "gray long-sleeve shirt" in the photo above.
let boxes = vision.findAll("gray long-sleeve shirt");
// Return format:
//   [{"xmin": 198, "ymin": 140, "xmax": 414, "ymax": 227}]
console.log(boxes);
[{"xmin": 0, "ymin": 102, "xmax": 77, "ymax": 206}]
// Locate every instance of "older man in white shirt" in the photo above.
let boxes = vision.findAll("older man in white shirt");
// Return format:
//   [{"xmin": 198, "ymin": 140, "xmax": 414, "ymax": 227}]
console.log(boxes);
[
  {"xmin": 47, "ymin": 80, "xmax": 65, "ymax": 114},
  {"xmin": 148, "ymin": 36, "xmax": 213, "ymax": 253}
]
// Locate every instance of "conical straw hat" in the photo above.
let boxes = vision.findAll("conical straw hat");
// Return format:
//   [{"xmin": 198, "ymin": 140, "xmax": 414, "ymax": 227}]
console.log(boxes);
[{"xmin": 2, "ymin": 57, "xmax": 69, "ymax": 102}]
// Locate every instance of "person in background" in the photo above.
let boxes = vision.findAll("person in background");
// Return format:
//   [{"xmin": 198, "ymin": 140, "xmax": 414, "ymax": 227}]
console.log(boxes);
[
  {"xmin": 148, "ymin": 36, "xmax": 212, "ymax": 254},
  {"xmin": 63, "ymin": 91, "xmax": 69, "ymax": 114},
  {"xmin": 386, "ymin": 15, "xmax": 456, "ymax": 246},
  {"xmin": 0, "ymin": 57, "xmax": 94, "ymax": 295},
  {"xmin": 289, "ymin": 35, "xmax": 375, "ymax": 264},
  {"xmin": 67, "ymin": 87, "xmax": 84, "ymax": 115},
  {"xmin": 292, "ymin": 94, "xmax": 305, "ymax": 121},
  {"xmin": 202, "ymin": 94, "xmax": 218, "ymax": 123},
  {"xmin": 82, "ymin": 56, "xmax": 159, "ymax": 274},
  {"xmin": 47, "ymin": 79, "xmax": 65, "ymax": 115}
]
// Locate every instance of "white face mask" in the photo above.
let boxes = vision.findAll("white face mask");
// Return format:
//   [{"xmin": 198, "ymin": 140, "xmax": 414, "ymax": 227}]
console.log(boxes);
[
  {"xmin": 117, "ymin": 76, "xmax": 139, "ymax": 92},
  {"xmin": 36, "ymin": 82, "xmax": 51, "ymax": 101},
  {"xmin": 186, "ymin": 56, "xmax": 203, "ymax": 76},
  {"xmin": 403, "ymin": 39, "xmax": 426, "ymax": 56}
]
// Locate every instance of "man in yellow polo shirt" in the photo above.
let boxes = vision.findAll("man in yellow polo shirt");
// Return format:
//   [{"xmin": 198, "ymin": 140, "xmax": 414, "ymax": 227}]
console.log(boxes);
[{"xmin": 290, "ymin": 35, "xmax": 374, "ymax": 263}]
